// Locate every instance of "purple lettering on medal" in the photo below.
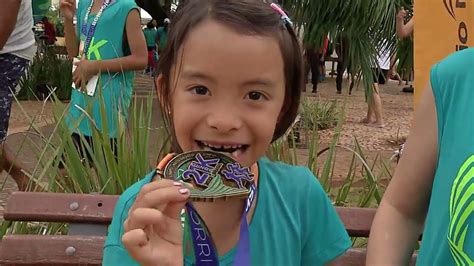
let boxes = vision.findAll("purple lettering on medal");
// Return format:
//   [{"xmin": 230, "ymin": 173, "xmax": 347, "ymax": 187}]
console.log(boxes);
[
  {"xmin": 183, "ymin": 153, "xmax": 220, "ymax": 186},
  {"xmin": 222, "ymin": 162, "xmax": 253, "ymax": 189}
]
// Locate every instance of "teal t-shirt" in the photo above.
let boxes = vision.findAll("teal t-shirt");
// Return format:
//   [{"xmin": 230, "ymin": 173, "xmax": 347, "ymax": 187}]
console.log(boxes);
[
  {"xmin": 143, "ymin": 28, "xmax": 157, "ymax": 48},
  {"xmin": 157, "ymin": 26, "xmax": 168, "ymax": 50},
  {"xmin": 67, "ymin": 0, "xmax": 137, "ymax": 137},
  {"xmin": 103, "ymin": 157, "xmax": 351, "ymax": 265},
  {"xmin": 416, "ymin": 48, "xmax": 474, "ymax": 265}
]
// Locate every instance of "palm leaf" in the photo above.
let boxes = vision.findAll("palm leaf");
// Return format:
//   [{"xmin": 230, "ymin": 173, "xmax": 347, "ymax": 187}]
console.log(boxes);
[{"xmin": 284, "ymin": 0, "xmax": 404, "ymax": 93}]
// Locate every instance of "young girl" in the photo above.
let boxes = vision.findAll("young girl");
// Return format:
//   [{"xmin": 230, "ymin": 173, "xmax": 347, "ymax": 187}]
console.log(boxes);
[
  {"xmin": 59, "ymin": 0, "xmax": 147, "ymax": 159},
  {"xmin": 367, "ymin": 48, "xmax": 474, "ymax": 264},
  {"xmin": 103, "ymin": 1, "xmax": 351, "ymax": 265}
]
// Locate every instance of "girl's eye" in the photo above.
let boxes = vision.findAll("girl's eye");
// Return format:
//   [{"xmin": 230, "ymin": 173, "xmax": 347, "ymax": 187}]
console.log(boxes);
[
  {"xmin": 247, "ymin": 91, "xmax": 266, "ymax": 101},
  {"xmin": 191, "ymin": 86, "xmax": 210, "ymax": 95}
]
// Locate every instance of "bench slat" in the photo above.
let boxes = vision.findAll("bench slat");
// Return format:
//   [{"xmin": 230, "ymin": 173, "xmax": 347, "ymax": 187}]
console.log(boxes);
[
  {"xmin": 336, "ymin": 207, "xmax": 375, "ymax": 237},
  {"xmin": 4, "ymin": 192, "xmax": 119, "ymax": 224},
  {"xmin": 0, "ymin": 235, "xmax": 370, "ymax": 265},
  {"xmin": 0, "ymin": 235, "xmax": 104, "ymax": 265},
  {"xmin": 5, "ymin": 192, "xmax": 376, "ymax": 236}
]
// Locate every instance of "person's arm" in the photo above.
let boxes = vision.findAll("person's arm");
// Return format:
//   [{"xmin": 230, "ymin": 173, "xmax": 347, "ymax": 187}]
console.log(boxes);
[
  {"xmin": 366, "ymin": 84, "xmax": 438, "ymax": 264},
  {"xmin": 0, "ymin": 0, "xmax": 21, "ymax": 50},
  {"xmin": 60, "ymin": 0, "xmax": 79, "ymax": 58},
  {"xmin": 398, "ymin": 18, "xmax": 414, "ymax": 38},
  {"xmin": 93, "ymin": 9, "xmax": 147, "ymax": 72},
  {"xmin": 64, "ymin": 18, "xmax": 79, "ymax": 57}
]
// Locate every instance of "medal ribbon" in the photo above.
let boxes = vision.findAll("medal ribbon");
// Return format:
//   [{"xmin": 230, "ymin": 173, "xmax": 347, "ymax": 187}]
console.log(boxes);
[
  {"xmin": 81, "ymin": 0, "xmax": 111, "ymax": 58},
  {"xmin": 186, "ymin": 184, "xmax": 256, "ymax": 266}
]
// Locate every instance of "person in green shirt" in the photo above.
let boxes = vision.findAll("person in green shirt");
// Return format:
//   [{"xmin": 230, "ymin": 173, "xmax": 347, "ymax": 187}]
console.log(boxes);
[
  {"xmin": 367, "ymin": 48, "xmax": 474, "ymax": 265},
  {"xmin": 156, "ymin": 18, "xmax": 169, "ymax": 54},
  {"xmin": 59, "ymin": 0, "xmax": 147, "ymax": 163},
  {"xmin": 143, "ymin": 20, "xmax": 157, "ymax": 73}
]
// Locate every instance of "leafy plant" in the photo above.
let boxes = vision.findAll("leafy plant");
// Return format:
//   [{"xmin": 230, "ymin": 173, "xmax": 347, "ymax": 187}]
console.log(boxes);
[
  {"xmin": 16, "ymin": 49, "xmax": 72, "ymax": 101},
  {"xmin": 299, "ymin": 98, "xmax": 339, "ymax": 131}
]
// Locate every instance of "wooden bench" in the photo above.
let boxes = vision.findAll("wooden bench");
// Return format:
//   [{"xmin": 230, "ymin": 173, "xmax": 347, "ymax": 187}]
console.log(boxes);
[{"xmin": 0, "ymin": 192, "xmax": 415, "ymax": 265}]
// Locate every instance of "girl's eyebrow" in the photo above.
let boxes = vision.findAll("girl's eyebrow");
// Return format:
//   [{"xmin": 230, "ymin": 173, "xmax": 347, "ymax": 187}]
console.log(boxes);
[
  {"xmin": 182, "ymin": 70, "xmax": 216, "ymax": 84},
  {"xmin": 182, "ymin": 70, "xmax": 276, "ymax": 88},
  {"xmin": 241, "ymin": 78, "xmax": 275, "ymax": 88}
]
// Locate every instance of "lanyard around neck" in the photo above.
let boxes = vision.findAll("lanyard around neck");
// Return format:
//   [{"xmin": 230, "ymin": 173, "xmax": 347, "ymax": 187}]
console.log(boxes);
[{"xmin": 81, "ymin": 0, "xmax": 110, "ymax": 57}]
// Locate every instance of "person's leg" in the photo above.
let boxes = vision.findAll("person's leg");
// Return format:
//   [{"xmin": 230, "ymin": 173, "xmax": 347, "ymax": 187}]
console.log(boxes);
[
  {"xmin": 364, "ymin": 96, "xmax": 376, "ymax": 124},
  {"xmin": 362, "ymin": 69, "xmax": 379, "ymax": 124},
  {"xmin": 303, "ymin": 52, "xmax": 311, "ymax": 92},
  {"xmin": 308, "ymin": 50, "xmax": 320, "ymax": 93},
  {"xmin": 0, "ymin": 54, "xmax": 28, "ymax": 143},
  {"xmin": 319, "ymin": 55, "xmax": 326, "ymax": 81},
  {"xmin": 336, "ymin": 61, "xmax": 345, "ymax": 94},
  {"xmin": 369, "ymin": 83, "xmax": 384, "ymax": 127}
]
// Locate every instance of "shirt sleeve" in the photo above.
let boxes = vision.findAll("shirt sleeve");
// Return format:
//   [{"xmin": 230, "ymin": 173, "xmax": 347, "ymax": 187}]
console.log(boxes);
[
  {"xmin": 103, "ymin": 245, "xmax": 140, "ymax": 266},
  {"xmin": 103, "ymin": 172, "xmax": 155, "ymax": 265},
  {"xmin": 301, "ymin": 170, "xmax": 351, "ymax": 265}
]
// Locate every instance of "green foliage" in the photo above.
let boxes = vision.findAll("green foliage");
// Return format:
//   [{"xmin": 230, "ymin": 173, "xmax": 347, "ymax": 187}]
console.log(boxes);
[
  {"xmin": 299, "ymin": 98, "xmax": 339, "ymax": 131},
  {"xmin": 269, "ymin": 92, "xmax": 390, "ymax": 209},
  {"xmin": 284, "ymin": 0, "xmax": 404, "ymax": 94},
  {"xmin": 17, "ymin": 49, "xmax": 72, "ymax": 101}
]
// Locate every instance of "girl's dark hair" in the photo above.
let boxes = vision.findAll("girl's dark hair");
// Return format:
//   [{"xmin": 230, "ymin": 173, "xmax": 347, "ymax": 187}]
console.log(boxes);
[
  {"xmin": 146, "ymin": 21, "xmax": 154, "ymax": 28},
  {"xmin": 156, "ymin": 0, "xmax": 303, "ymax": 150}
]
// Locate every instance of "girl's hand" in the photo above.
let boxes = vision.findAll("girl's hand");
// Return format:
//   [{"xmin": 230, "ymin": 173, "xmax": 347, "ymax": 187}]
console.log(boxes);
[
  {"xmin": 59, "ymin": 0, "xmax": 76, "ymax": 21},
  {"xmin": 122, "ymin": 179, "xmax": 189, "ymax": 266},
  {"xmin": 72, "ymin": 59, "xmax": 98, "ymax": 91}
]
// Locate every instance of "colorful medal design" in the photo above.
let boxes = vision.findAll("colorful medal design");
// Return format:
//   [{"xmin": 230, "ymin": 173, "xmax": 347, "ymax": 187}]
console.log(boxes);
[{"xmin": 163, "ymin": 151, "xmax": 254, "ymax": 201}]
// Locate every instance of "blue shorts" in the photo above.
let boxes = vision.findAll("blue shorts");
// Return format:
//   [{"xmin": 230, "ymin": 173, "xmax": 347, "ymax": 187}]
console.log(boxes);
[{"xmin": 0, "ymin": 53, "xmax": 28, "ymax": 142}]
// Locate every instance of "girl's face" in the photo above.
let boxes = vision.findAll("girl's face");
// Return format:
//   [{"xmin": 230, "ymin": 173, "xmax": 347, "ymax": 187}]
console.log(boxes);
[{"xmin": 164, "ymin": 20, "xmax": 286, "ymax": 167}]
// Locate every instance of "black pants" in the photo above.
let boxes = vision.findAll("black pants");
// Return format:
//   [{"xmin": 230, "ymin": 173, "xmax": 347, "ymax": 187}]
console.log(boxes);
[
  {"xmin": 306, "ymin": 50, "xmax": 321, "ymax": 90},
  {"xmin": 372, "ymin": 68, "xmax": 389, "ymax": 85},
  {"xmin": 58, "ymin": 133, "xmax": 118, "ymax": 168},
  {"xmin": 336, "ymin": 62, "xmax": 354, "ymax": 93}
]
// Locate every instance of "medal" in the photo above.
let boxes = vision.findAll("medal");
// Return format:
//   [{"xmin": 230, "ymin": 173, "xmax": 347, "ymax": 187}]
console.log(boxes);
[{"xmin": 163, "ymin": 151, "xmax": 254, "ymax": 201}]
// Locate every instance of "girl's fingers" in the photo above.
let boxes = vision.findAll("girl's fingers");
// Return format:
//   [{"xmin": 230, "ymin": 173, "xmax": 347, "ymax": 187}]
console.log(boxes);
[
  {"xmin": 125, "ymin": 186, "xmax": 188, "ymax": 230},
  {"xmin": 139, "ymin": 185, "xmax": 189, "ymax": 212},
  {"xmin": 134, "ymin": 179, "xmax": 183, "ymax": 208},
  {"xmin": 121, "ymin": 229, "xmax": 154, "ymax": 263},
  {"xmin": 125, "ymin": 207, "xmax": 166, "ymax": 232}
]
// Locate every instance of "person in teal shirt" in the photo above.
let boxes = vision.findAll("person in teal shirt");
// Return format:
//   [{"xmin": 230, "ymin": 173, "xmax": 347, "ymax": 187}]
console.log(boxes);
[
  {"xmin": 143, "ymin": 20, "xmax": 158, "ymax": 73},
  {"xmin": 103, "ymin": 1, "xmax": 351, "ymax": 265},
  {"xmin": 143, "ymin": 20, "xmax": 158, "ymax": 49},
  {"xmin": 156, "ymin": 18, "xmax": 169, "ymax": 54},
  {"xmin": 60, "ymin": 0, "xmax": 147, "ymax": 162},
  {"xmin": 367, "ymin": 48, "xmax": 474, "ymax": 265}
]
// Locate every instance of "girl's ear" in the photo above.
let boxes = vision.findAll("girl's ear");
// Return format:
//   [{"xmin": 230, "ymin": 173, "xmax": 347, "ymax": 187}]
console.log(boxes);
[
  {"xmin": 155, "ymin": 74, "xmax": 167, "ymax": 111},
  {"xmin": 155, "ymin": 74, "xmax": 164, "ymax": 98}
]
